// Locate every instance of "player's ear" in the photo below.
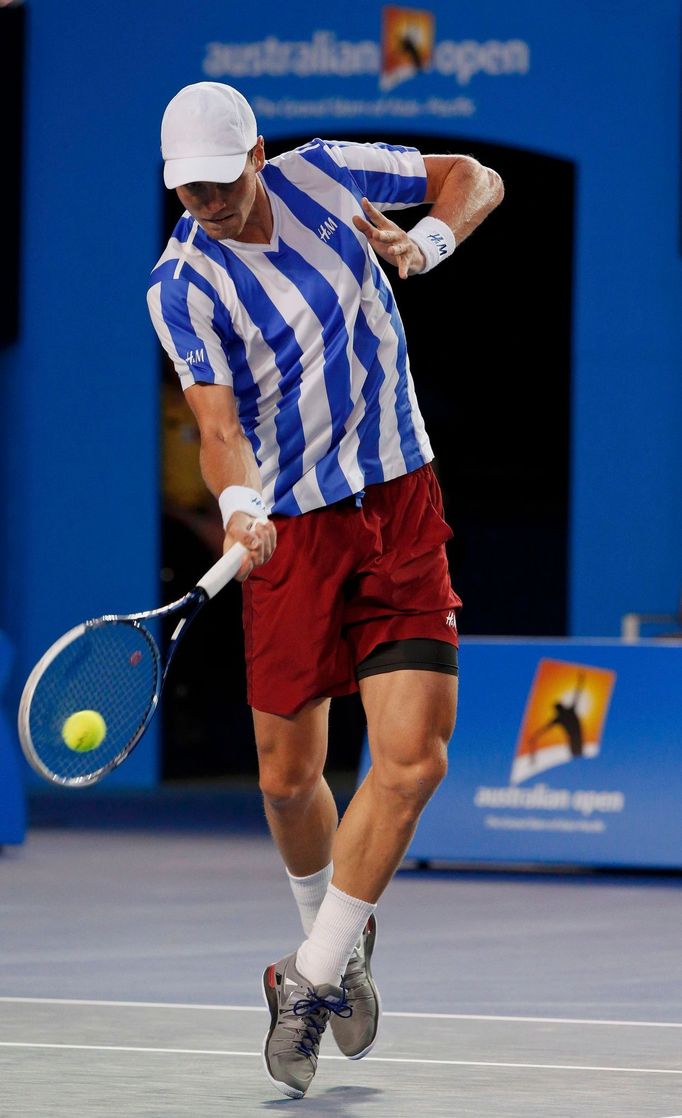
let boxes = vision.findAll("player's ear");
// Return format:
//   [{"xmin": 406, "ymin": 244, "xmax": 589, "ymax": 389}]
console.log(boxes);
[{"xmin": 252, "ymin": 137, "xmax": 266, "ymax": 172}]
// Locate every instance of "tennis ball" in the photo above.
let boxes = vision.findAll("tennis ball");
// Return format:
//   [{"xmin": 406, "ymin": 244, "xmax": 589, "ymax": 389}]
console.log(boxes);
[{"xmin": 62, "ymin": 710, "xmax": 107, "ymax": 752}]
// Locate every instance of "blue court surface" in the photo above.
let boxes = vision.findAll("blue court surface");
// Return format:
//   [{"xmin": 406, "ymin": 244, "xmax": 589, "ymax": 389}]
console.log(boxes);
[{"xmin": 1, "ymin": 791, "xmax": 681, "ymax": 1117}]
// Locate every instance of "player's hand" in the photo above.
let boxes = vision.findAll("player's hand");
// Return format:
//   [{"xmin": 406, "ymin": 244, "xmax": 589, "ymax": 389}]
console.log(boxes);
[
  {"xmin": 352, "ymin": 197, "xmax": 426, "ymax": 279},
  {"xmin": 224, "ymin": 511, "xmax": 277, "ymax": 581}
]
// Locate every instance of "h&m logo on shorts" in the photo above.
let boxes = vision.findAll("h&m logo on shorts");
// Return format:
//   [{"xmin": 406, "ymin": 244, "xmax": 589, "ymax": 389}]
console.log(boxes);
[
  {"xmin": 318, "ymin": 216, "xmax": 338, "ymax": 242},
  {"xmin": 445, "ymin": 610, "xmax": 457, "ymax": 629}
]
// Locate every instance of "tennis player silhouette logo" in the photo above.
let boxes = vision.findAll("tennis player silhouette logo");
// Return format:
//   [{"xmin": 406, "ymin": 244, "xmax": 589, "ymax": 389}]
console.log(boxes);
[
  {"xmin": 510, "ymin": 660, "xmax": 616, "ymax": 785},
  {"xmin": 530, "ymin": 672, "xmax": 586, "ymax": 759},
  {"xmin": 380, "ymin": 6, "xmax": 435, "ymax": 91}
]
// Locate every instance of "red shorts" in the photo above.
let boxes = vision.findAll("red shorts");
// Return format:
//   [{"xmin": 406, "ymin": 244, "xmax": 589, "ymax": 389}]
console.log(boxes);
[{"xmin": 242, "ymin": 464, "xmax": 461, "ymax": 716}]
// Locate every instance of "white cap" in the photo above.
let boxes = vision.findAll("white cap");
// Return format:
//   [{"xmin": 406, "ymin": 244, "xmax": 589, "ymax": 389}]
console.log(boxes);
[{"xmin": 161, "ymin": 82, "xmax": 258, "ymax": 189}]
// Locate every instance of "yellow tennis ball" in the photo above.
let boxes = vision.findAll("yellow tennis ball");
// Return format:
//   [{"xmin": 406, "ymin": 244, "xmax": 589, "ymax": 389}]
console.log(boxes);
[{"xmin": 62, "ymin": 710, "xmax": 107, "ymax": 752}]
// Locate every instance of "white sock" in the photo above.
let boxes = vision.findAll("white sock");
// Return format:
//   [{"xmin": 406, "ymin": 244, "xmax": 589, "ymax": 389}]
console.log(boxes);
[
  {"xmin": 286, "ymin": 862, "xmax": 334, "ymax": 936},
  {"xmin": 295, "ymin": 884, "xmax": 377, "ymax": 988}
]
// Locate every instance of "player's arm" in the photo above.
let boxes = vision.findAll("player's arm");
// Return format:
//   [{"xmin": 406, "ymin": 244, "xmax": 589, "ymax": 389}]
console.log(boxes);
[
  {"xmin": 352, "ymin": 153, "xmax": 504, "ymax": 279},
  {"xmin": 422, "ymin": 154, "xmax": 504, "ymax": 245},
  {"xmin": 184, "ymin": 382, "xmax": 276, "ymax": 581}
]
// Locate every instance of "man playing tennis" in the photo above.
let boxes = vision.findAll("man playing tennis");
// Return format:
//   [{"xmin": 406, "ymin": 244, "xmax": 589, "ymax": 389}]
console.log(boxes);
[{"xmin": 148, "ymin": 81, "xmax": 503, "ymax": 1099}]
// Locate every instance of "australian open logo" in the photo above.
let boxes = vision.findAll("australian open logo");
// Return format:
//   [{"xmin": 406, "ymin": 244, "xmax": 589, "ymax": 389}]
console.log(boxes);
[
  {"xmin": 474, "ymin": 659, "xmax": 625, "ymax": 830},
  {"xmin": 380, "ymin": 5, "xmax": 530, "ymax": 91},
  {"xmin": 510, "ymin": 659, "xmax": 616, "ymax": 785},
  {"xmin": 380, "ymin": 6, "xmax": 435, "ymax": 91}
]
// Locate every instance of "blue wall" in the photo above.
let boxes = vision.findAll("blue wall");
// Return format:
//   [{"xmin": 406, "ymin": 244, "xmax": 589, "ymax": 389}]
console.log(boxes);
[{"xmin": 1, "ymin": 1, "xmax": 680, "ymax": 778}]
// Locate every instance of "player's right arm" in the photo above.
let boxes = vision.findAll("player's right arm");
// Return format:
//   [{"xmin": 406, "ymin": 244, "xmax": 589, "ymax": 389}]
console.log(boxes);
[
  {"xmin": 147, "ymin": 271, "xmax": 275, "ymax": 580},
  {"xmin": 183, "ymin": 382, "xmax": 276, "ymax": 581}
]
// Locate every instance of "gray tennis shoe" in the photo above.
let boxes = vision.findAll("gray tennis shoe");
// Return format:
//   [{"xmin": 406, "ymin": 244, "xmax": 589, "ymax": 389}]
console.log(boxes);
[
  {"xmin": 330, "ymin": 913, "xmax": 381, "ymax": 1059},
  {"xmin": 262, "ymin": 952, "xmax": 351, "ymax": 1098}
]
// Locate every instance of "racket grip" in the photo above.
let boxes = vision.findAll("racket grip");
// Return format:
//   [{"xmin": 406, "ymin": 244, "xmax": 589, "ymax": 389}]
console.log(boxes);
[{"xmin": 196, "ymin": 542, "xmax": 248, "ymax": 599}]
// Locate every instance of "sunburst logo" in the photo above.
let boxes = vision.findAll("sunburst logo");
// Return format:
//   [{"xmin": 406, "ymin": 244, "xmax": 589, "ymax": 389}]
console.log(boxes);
[
  {"xmin": 380, "ymin": 6, "xmax": 435, "ymax": 91},
  {"xmin": 510, "ymin": 660, "xmax": 616, "ymax": 786}
]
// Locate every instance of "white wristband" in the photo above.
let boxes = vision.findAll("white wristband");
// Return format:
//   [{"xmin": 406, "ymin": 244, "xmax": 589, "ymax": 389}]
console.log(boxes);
[
  {"xmin": 408, "ymin": 216, "xmax": 456, "ymax": 274},
  {"xmin": 218, "ymin": 485, "xmax": 269, "ymax": 529}
]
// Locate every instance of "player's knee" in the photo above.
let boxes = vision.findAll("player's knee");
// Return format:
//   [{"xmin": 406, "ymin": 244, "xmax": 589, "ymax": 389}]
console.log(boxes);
[
  {"xmin": 373, "ymin": 738, "xmax": 448, "ymax": 816},
  {"xmin": 258, "ymin": 762, "xmax": 322, "ymax": 811},
  {"xmin": 255, "ymin": 726, "xmax": 326, "ymax": 810},
  {"xmin": 410, "ymin": 747, "xmax": 448, "ymax": 804}
]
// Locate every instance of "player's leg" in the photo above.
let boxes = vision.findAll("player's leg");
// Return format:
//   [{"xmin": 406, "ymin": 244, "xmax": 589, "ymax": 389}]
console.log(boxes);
[
  {"xmin": 244, "ymin": 504, "xmax": 360, "ymax": 890},
  {"xmin": 291, "ymin": 664, "xmax": 456, "ymax": 1068},
  {"xmin": 332, "ymin": 666, "xmax": 457, "ymax": 900},
  {"xmin": 253, "ymin": 699, "xmax": 336, "ymax": 877},
  {"xmin": 244, "ymin": 506, "xmax": 356, "ymax": 929},
  {"xmin": 258, "ymin": 670, "xmax": 453, "ymax": 1097},
  {"xmin": 256, "ymin": 699, "xmax": 355, "ymax": 1099},
  {"xmin": 297, "ymin": 667, "xmax": 457, "ymax": 980}
]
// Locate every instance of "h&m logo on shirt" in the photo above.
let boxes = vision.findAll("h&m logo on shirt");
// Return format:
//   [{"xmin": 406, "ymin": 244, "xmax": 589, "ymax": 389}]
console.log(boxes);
[
  {"xmin": 318, "ymin": 216, "xmax": 338, "ymax": 242},
  {"xmin": 186, "ymin": 347, "xmax": 205, "ymax": 365}
]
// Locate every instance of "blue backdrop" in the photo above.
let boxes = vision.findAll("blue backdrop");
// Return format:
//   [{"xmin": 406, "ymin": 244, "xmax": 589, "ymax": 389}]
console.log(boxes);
[
  {"xmin": 1, "ymin": 0, "xmax": 680, "ymax": 790},
  {"xmin": 0, "ymin": 633, "xmax": 25, "ymax": 841}
]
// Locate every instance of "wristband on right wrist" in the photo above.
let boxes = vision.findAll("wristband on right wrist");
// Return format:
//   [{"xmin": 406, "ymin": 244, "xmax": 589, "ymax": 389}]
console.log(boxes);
[{"xmin": 218, "ymin": 485, "xmax": 269, "ymax": 530}]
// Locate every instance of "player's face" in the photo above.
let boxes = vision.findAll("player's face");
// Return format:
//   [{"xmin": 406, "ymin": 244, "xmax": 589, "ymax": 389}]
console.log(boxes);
[{"xmin": 176, "ymin": 140, "xmax": 265, "ymax": 240}]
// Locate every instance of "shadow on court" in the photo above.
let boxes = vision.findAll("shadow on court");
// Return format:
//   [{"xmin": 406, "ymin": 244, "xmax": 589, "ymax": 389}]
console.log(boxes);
[{"xmin": 261, "ymin": 1084, "xmax": 384, "ymax": 1111}]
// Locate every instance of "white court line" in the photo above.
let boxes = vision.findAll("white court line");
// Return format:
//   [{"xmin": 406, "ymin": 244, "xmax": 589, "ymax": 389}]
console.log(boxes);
[
  {"xmin": 0, "ymin": 997, "xmax": 680, "ymax": 1029},
  {"xmin": 0, "ymin": 1041, "xmax": 681, "ymax": 1076}
]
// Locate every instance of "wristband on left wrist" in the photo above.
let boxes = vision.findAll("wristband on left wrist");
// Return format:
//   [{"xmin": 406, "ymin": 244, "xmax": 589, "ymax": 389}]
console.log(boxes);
[{"xmin": 408, "ymin": 216, "xmax": 456, "ymax": 274}]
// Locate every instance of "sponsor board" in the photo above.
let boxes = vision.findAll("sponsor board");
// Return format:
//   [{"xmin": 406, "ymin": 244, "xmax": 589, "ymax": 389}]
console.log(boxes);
[{"xmin": 202, "ymin": 5, "xmax": 531, "ymax": 121}]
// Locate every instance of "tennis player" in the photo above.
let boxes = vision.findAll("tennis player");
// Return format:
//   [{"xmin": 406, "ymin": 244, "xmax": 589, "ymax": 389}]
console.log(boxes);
[{"xmin": 148, "ymin": 81, "xmax": 503, "ymax": 1099}]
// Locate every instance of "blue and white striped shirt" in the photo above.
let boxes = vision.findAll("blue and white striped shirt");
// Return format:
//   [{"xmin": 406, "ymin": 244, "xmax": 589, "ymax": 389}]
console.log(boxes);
[{"xmin": 147, "ymin": 138, "xmax": 434, "ymax": 516}]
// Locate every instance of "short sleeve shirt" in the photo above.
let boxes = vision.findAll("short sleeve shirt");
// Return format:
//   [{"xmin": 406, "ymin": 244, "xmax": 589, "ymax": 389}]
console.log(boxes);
[{"xmin": 147, "ymin": 139, "xmax": 434, "ymax": 516}]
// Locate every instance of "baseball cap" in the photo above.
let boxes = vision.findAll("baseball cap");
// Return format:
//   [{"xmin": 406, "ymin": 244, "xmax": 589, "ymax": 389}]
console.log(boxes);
[{"xmin": 161, "ymin": 82, "xmax": 258, "ymax": 189}]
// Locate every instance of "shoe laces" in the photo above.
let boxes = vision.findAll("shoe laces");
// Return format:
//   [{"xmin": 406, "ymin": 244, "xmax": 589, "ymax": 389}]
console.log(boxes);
[{"xmin": 291, "ymin": 988, "xmax": 352, "ymax": 1057}]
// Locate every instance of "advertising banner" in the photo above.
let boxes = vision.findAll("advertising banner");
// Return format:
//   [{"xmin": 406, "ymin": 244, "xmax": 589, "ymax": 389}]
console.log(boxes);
[
  {"xmin": 360, "ymin": 640, "xmax": 682, "ymax": 868},
  {"xmin": 198, "ymin": 3, "xmax": 532, "ymax": 138}
]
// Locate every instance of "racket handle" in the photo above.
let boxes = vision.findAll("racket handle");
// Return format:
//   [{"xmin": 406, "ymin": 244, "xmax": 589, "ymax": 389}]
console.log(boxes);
[{"xmin": 196, "ymin": 542, "xmax": 248, "ymax": 599}]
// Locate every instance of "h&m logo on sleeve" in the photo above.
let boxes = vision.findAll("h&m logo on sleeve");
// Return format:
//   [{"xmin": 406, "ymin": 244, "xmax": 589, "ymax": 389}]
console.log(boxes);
[{"xmin": 186, "ymin": 347, "xmax": 205, "ymax": 365}]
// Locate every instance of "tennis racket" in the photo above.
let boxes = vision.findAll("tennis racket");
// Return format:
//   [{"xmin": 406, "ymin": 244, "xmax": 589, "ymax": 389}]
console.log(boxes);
[{"xmin": 17, "ymin": 542, "xmax": 247, "ymax": 788}]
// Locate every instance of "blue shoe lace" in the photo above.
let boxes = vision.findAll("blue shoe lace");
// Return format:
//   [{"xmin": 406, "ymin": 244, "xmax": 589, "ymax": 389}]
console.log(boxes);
[{"xmin": 292, "ymin": 987, "xmax": 352, "ymax": 1057}]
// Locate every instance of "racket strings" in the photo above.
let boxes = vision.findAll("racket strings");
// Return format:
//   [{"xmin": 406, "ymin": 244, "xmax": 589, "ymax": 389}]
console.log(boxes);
[{"xmin": 27, "ymin": 621, "xmax": 160, "ymax": 783}]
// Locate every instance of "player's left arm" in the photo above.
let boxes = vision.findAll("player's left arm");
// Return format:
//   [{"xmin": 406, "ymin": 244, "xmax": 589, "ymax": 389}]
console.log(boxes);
[{"xmin": 352, "ymin": 154, "xmax": 504, "ymax": 280}]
